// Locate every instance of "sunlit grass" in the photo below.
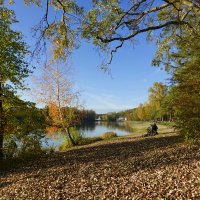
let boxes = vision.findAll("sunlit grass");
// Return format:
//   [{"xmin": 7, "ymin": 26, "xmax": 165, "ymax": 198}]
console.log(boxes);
[
  {"xmin": 101, "ymin": 132, "xmax": 117, "ymax": 139},
  {"xmin": 125, "ymin": 121, "xmax": 175, "ymax": 136},
  {"xmin": 56, "ymin": 121, "xmax": 176, "ymax": 151}
]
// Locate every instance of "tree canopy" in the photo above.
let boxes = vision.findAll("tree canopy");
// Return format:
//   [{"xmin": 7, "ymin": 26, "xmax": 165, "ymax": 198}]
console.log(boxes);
[
  {"xmin": 0, "ymin": 7, "xmax": 30, "ymax": 88},
  {"xmin": 0, "ymin": 7, "xmax": 31, "ymax": 159},
  {"xmin": 1, "ymin": 0, "xmax": 199, "ymax": 65},
  {"xmin": 155, "ymin": 16, "xmax": 200, "ymax": 139}
]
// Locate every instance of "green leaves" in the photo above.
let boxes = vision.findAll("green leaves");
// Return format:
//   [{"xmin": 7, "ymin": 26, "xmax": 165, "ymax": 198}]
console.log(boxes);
[
  {"xmin": 155, "ymin": 10, "xmax": 200, "ymax": 139},
  {"xmin": 0, "ymin": 7, "xmax": 33, "ymax": 159},
  {"xmin": 0, "ymin": 7, "xmax": 30, "ymax": 88}
]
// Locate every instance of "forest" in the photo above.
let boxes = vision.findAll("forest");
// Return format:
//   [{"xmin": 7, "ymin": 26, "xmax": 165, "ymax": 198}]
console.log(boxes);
[{"xmin": 0, "ymin": 0, "xmax": 200, "ymax": 199}]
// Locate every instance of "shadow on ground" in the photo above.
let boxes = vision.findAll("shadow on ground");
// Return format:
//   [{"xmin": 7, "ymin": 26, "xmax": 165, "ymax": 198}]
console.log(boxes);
[{"xmin": 2, "ymin": 134, "xmax": 199, "ymax": 175}]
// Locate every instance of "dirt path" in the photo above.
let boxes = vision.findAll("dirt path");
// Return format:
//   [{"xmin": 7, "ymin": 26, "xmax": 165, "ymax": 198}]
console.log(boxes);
[{"xmin": 1, "ymin": 133, "xmax": 200, "ymax": 199}]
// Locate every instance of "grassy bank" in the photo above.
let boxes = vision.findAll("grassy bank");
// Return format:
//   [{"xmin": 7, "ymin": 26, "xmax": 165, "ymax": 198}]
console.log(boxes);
[
  {"xmin": 58, "ymin": 131, "xmax": 118, "ymax": 151},
  {"xmin": 125, "ymin": 121, "xmax": 175, "ymax": 136}
]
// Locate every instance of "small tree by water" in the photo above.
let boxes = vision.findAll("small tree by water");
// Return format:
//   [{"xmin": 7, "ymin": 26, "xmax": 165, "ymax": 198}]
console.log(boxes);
[{"xmin": 33, "ymin": 63, "xmax": 81, "ymax": 146}]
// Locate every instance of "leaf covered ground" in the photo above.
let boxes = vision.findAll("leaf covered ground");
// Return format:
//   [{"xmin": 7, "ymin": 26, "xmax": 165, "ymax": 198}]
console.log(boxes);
[{"xmin": 0, "ymin": 133, "xmax": 200, "ymax": 199}]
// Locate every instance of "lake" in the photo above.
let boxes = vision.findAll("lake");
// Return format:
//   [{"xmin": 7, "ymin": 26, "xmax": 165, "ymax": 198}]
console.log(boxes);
[{"xmin": 44, "ymin": 121, "xmax": 134, "ymax": 150}]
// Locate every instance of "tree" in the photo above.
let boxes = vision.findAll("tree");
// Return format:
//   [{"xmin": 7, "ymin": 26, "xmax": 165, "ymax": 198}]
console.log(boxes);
[
  {"xmin": 1, "ymin": 1, "xmax": 199, "ymax": 65},
  {"xmin": 4, "ymin": 97, "xmax": 46, "ymax": 158},
  {"xmin": 144, "ymin": 103, "xmax": 157, "ymax": 121},
  {"xmin": 147, "ymin": 1, "xmax": 200, "ymax": 139},
  {"xmin": 79, "ymin": 109, "xmax": 96, "ymax": 123},
  {"xmin": 157, "ymin": 25, "xmax": 200, "ymax": 139},
  {"xmin": 148, "ymin": 82, "xmax": 168, "ymax": 121},
  {"xmin": 130, "ymin": 83, "xmax": 169, "ymax": 122},
  {"xmin": 136, "ymin": 104, "xmax": 146, "ymax": 120},
  {"xmin": 0, "ymin": 7, "xmax": 30, "ymax": 159},
  {"xmin": 33, "ymin": 63, "xmax": 80, "ymax": 145}
]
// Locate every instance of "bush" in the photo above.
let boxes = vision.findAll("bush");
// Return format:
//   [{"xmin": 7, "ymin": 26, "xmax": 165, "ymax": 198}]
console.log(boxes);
[
  {"xmin": 3, "ymin": 134, "xmax": 18, "ymax": 159},
  {"xmin": 44, "ymin": 145, "xmax": 55, "ymax": 155},
  {"xmin": 3, "ymin": 132, "xmax": 46, "ymax": 160},
  {"xmin": 176, "ymin": 118, "xmax": 200, "ymax": 141},
  {"xmin": 58, "ymin": 137, "xmax": 74, "ymax": 151},
  {"xmin": 49, "ymin": 145, "xmax": 55, "ymax": 154},
  {"xmin": 101, "ymin": 132, "xmax": 117, "ymax": 139},
  {"xmin": 17, "ymin": 134, "xmax": 44, "ymax": 159},
  {"xmin": 70, "ymin": 127, "xmax": 84, "ymax": 144},
  {"xmin": 58, "ymin": 128, "xmax": 84, "ymax": 151}
]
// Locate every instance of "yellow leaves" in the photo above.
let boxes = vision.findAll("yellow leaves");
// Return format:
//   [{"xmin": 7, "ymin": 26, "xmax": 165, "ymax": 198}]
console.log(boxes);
[
  {"xmin": 51, "ymin": 23, "xmax": 75, "ymax": 60},
  {"xmin": 53, "ymin": 37, "xmax": 69, "ymax": 60},
  {"xmin": 46, "ymin": 126, "xmax": 59, "ymax": 135},
  {"xmin": 48, "ymin": 102, "xmax": 59, "ymax": 117},
  {"xmin": 8, "ymin": 0, "xmax": 14, "ymax": 4},
  {"xmin": 136, "ymin": 104, "xmax": 146, "ymax": 120},
  {"xmin": 23, "ymin": 0, "xmax": 42, "ymax": 6}
]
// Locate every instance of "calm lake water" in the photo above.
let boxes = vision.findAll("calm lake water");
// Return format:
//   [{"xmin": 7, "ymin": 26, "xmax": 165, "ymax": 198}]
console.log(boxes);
[{"xmin": 44, "ymin": 122, "xmax": 134, "ymax": 149}]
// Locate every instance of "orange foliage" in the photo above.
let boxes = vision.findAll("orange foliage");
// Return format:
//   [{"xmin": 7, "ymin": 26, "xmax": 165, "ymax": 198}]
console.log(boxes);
[
  {"xmin": 48, "ymin": 102, "xmax": 59, "ymax": 118},
  {"xmin": 46, "ymin": 126, "xmax": 59, "ymax": 135}
]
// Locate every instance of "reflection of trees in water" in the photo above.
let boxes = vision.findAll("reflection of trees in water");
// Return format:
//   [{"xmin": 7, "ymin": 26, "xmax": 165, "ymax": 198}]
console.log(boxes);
[
  {"xmin": 101, "ymin": 122, "xmax": 134, "ymax": 133},
  {"xmin": 77, "ymin": 122, "xmax": 96, "ymax": 132},
  {"xmin": 78, "ymin": 122, "xmax": 134, "ymax": 133},
  {"xmin": 46, "ymin": 122, "xmax": 134, "ymax": 137}
]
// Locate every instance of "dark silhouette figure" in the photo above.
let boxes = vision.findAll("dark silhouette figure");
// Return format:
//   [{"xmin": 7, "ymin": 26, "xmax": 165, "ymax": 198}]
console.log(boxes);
[
  {"xmin": 143, "ymin": 122, "xmax": 158, "ymax": 137},
  {"xmin": 151, "ymin": 123, "xmax": 158, "ymax": 135}
]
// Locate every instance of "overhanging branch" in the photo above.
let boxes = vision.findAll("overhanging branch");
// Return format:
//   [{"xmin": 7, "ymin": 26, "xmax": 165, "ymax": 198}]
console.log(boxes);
[{"xmin": 97, "ymin": 20, "xmax": 188, "ymax": 43}]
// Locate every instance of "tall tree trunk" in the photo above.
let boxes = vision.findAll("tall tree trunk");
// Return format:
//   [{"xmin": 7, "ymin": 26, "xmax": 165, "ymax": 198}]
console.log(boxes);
[{"xmin": 0, "ymin": 82, "xmax": 4, "ymax": 160}]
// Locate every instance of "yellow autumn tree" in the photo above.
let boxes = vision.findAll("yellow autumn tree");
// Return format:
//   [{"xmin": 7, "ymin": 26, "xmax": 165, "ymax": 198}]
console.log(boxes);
[{"xmin": 33, "ymin": 63, "xmax": 81, "ymax": 146}]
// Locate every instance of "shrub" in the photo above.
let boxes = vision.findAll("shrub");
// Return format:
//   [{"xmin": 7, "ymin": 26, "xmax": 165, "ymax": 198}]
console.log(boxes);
[
  {"xmin": 58, "ymin": 127, "xmax": 86, "ymax": 151},
  {"xmin": 3, "ymin": 134, "xmax": 18, "ymax": 159},
  {"xmin": 49, "ymin": 145, "xmax": 55, "ymax": 154},
  {"xmin": 70, "ymin": 127, "xmax": 84, "ymax": 144},
  {"xmin": 101, "ymin": 132, "xmax": 117, "ymax": 139},
  {"xmin": 58, "ymin": 137, "xmax": 74, "ymax": 151},
  {"xmin": 176, "ymin": 119, "xmax": 200, "ymax": 141},
  {"xmin": 3, "ymin": 132, "xmax": 46, "ymax": 160},
  {"xmin": 44, "ymin": 145, "xmax": 55, "ymax": 155},
  {"xmin": 12, "ymin": 133, "xmax": 44, "ymax": 159}
]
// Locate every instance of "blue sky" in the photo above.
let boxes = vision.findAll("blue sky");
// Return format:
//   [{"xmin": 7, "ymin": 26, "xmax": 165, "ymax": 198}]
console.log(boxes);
[{"xmin": 7, "ymin": 1, "xmax": 169, "ymax": 114}]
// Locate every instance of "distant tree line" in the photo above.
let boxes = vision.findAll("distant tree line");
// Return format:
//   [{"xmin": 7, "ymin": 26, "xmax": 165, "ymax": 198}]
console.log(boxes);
[
  {"xmin": 101, "ymin": 82, "xmax": 171, "ymax": 122},
  {"xmin": 126, "ymin": 82, "xmax": 171, "ymax": 122},
  {"xmin": 78, "ymin": 109, "xmax": 96, "ymax": 123},
  {"xmin": 99, "ymin": 113, "xmax": 121, "ymax": 122}
]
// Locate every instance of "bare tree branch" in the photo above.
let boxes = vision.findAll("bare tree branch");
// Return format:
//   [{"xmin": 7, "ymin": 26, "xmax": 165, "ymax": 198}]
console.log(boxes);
[
  {"xmin": 108, "ymin": 41, "xmax": 124, "ymax": 65},
  {"xmin": 97, "ymin": 20, "xmax": 188, "ymax": 43},
  {"xmin": 45, "ymin": 0, "xmax": 50, "ymax": 28}
]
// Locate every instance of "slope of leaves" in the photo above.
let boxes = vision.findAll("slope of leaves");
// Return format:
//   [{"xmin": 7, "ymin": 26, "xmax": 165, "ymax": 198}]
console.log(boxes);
[{"xmin": 0, "ymin": 133, "xmax": 199, "ymax": 199}]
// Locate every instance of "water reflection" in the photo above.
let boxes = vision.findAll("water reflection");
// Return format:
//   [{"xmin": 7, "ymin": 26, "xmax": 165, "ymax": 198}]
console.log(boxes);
[
  {"xmin": 95, "ymin": 121, "xmax": 134, "ymax": 133},
  {"xmin": 77, "ymin": 121, "xmax": 134, "ymax": 134},
  {"xmin": 45, "ymin": 122, "xmax": 134, "ymax": 149},
  {"xmin": 76, "ymin": 122, "xmax": 96, "ymax": 132}
]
